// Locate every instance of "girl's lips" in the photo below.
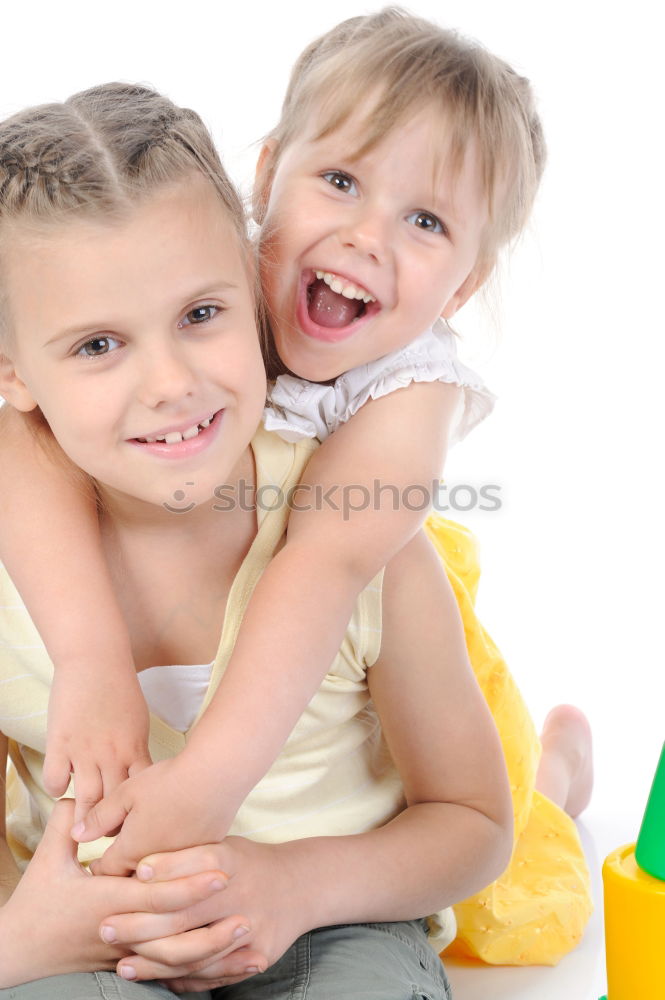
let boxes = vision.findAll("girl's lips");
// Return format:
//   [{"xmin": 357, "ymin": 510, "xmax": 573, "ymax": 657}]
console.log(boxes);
[
  {"xmin": 295, "ymin": 269, "xmax": 381, "ymax": 343},
  {"xmin": 128, "ymin": 409, "xmax": 224, "ymax": 460}
]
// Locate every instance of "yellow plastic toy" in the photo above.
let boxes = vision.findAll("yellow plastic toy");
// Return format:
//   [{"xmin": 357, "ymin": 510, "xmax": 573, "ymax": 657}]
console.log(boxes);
[{"xmin": 600, "ymin": 742, "xmax": 665, "ymax": 999}]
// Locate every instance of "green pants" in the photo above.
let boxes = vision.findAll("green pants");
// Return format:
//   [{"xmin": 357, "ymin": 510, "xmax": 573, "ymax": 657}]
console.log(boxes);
[{"xmin": 0, "ymin": 920, "xmax": 452, "ymax": 999}]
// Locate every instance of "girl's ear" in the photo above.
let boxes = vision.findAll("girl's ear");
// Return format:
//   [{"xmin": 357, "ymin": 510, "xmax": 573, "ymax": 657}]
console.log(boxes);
[
  {"xmin": 252, "ymin": 139, "xmax": 278, "ymax": 225},
  {"xmin": 0, "ymin": 354, "xmax": 38, "ymax": 412},
  {"xmin": 440, "ymin": 259, "xmax": 494, "ymax": 320}
]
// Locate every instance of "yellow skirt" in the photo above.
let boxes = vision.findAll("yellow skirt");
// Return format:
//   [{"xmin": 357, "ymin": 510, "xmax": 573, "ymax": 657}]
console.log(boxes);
[{"xmin": 424, "ymin": 514, "xmax": 593, "ymax": 966}]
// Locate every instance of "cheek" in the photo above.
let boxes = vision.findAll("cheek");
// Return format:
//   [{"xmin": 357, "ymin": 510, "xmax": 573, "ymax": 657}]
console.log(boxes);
[
  {"xmin": 41, "ymin": 384, "xmax": 116, "ymax": 443},
  {"xmin": 261, "ymin": 201, "xmax": 311, "ymax": 267},
  {"xmin": 223, "ymin": 332, "xmax": 266, "ymax": 392}
]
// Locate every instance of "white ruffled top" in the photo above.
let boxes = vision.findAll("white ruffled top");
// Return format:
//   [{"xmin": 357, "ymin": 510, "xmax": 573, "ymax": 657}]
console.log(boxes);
[{"xmin": 263, "ymin": 319, "xmax": 495, "ymax": 445}]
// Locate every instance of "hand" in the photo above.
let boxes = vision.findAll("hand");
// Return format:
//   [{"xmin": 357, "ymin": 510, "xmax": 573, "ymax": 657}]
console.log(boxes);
[
  {"xmin": 43, "ymin": 662, "xmax": 152, "ymax": 823},
  {"xmin": 0, "ymin": 800, "xmax": 237, "ymax": 989},
  {"xmin": 73, "ymin": 754, "xmax": 235, "ymax": 876},
  {"xmin": 100, "ymin": 837, "xmax": 310, "ymax": 990}
]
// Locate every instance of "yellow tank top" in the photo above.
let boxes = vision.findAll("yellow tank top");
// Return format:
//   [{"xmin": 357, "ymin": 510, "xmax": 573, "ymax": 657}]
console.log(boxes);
[{"xmin": 0, "ymin": 425, "xmax": 455, "ymax": 948}]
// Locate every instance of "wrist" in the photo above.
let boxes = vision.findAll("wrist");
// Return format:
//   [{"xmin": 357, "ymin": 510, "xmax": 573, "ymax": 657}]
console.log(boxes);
[
  {"xmin": 181, "ymin": 731, "xmax": 252, "ymax": 803},
  {"xmin": 272, "ymin": 838, "xmax": 339, "ymax": 933},
  {"xmin": 166, "ymin": 748, "xmax": 241, "ymax": 837}
]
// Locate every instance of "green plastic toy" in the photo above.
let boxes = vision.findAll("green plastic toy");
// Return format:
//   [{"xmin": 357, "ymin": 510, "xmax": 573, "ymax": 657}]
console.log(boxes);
[{"xmin": 635, "ymin": 742, "xmax": 665, "ymax": 880}]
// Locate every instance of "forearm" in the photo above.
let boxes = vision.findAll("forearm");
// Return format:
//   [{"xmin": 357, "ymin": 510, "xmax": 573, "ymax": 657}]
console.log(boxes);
[
  {"xmin": 279, "ymin": 530, "xmax": 514, "ymax": 932},
  {"xmin": 98, "ymin": 800, "xmax": 510, "ymax": 985},
  {"xmin": 185, "ymin": 541, "xmax": 364, "ymax": 799},
  {"xmin": 0, "ymin": 407, "xmax": 133, "ymax": 672},
  {"xmin": 185, "ymin": 387, "xmax": 460, "ymax": 803},
  {"xmin": 277, "ymin": 800, "xmax": 511, "ymax": 932}
]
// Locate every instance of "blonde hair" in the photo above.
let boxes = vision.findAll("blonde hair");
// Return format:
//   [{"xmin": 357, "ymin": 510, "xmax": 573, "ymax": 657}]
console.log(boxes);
[
  {"xmin": 0, "ymin": 82, "xmax": 249, "ymax": 350},
  {"xmin": 264, "ymin": 7, "xmax": 546, "ymax": 266}
]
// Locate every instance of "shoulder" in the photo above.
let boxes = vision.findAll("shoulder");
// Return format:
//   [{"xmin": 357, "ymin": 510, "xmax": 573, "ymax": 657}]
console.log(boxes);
[{"xmin": 251, "ymin": 424, "xmax": 318, "ymax": 493}]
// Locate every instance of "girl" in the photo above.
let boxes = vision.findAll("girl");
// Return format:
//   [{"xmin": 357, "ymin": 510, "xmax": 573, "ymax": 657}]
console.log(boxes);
[
  {"xmin": 0, "ymin": 82, "xmax": 511, "ymax": 997},
  {"xmin": 0, "ymin": 9, "xmax": 592, "ymax": 967}
]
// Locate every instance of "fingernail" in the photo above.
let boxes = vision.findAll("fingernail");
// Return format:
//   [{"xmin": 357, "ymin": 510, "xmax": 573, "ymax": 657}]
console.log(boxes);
[
  {"xmin": 137, "ymin": 864, "xmax": 154, "ymax": 881},
  {"xmin": 210, "ymin": 878, "xmax": 226, "ymax": 891},
  {"xmin": 71, "ymin": 822, "xmax": 85, "ymax": 839},
  {"xmin": 245, "ymin": 965, "xmax": 260, "ymax": 974},
  {"xmin": 100, "ymin": 925, "xmax": 117, "ymax": 943},
  {"xmin": 233, "ymin": 925, "xmax": 250, "ymax": 940},
  {"xmin": 119, "ymin": 966, "xmax": 137, "ymax": 980}
]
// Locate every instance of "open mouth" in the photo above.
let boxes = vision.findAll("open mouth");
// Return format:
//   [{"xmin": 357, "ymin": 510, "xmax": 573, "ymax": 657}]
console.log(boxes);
[{"xmin": 298, "ymin": 269, "xmax": 380, "ymax": 342}]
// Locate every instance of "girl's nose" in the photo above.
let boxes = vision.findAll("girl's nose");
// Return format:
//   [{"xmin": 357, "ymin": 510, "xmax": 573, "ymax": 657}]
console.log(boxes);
[
  {"xmin": 136, "ymin": 343, "xmax": 196, "ymax": 409},
  {"xmin": 338, "ymin": 207, "xmax": 391, "ymax": 264}
]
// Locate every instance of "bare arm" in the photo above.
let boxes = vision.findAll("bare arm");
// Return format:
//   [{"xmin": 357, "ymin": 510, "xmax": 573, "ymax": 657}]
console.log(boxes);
[
  {"xmin": 78, "ymin": 383, "xmax": 462, "ymax": 871},
  {"xmin": 100, "ymin": 529, "xmax": 512, "ymax": 988},
  {"xmin": 192, "ymin": 380, "xmax": 462, "ymax": 782},
  {"xmin": 0, "ymin": 406, "xmax": 149, "ymax": 816},
  {"xmin": 286, "ymin": 527, "xmax": 513, "ymax": 925}
]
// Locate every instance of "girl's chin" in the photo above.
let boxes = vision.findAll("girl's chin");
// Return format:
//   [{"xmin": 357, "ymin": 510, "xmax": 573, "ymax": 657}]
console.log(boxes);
[
  {"xmin": 95, "ymin": 447, "xmax": 256, "ymax": 518},
  {"xmin": 95, "ymin": 483, "xmax": 215, "ymax": 517},
  {"xmin": 275, "ymin": 335, "xmax": 346, "ymax": 384}
]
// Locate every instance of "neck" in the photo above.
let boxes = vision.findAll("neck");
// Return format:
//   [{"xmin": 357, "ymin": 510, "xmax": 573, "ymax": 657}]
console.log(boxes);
[{"xmin": 97, "ymin": 445, "xmax": 259, "ymax": 669}]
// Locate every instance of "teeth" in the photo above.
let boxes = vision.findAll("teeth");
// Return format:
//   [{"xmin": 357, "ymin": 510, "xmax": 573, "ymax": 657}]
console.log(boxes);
[
  {"xmin": 315, "ymin": 270, "xmax": 376, "ymax": 303},
  {"xmin": 137, "ymin": 413, "xmax": 214, "ymax": 445}
]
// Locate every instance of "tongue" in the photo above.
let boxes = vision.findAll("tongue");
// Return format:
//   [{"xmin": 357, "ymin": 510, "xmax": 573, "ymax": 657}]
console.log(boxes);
[{"xmin": 307, "ymin": 278, "xmax": 362, "ymax": 329}]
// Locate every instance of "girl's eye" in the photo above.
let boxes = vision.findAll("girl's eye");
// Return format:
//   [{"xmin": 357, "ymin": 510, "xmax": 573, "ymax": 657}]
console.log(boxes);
[
  {"xmin": 321, "ymin": 171, "xmax": 358, "ymax": 196},
  {"xmin": 180, "ymin": 305, "xmax": 220, "ymax": 327},
  {"xmin": 406, "ymin": 210, "xmax": 447, "ymax": 236},
  {"xmin": 76, "ymin": 336, "xmax": 121, "ymax": 358}
]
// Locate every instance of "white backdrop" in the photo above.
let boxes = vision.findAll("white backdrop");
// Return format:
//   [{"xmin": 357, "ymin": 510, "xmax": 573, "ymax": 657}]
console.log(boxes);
[{"xmin": 1, "ymin": 3, "xmax": 663, "ymax": 994}]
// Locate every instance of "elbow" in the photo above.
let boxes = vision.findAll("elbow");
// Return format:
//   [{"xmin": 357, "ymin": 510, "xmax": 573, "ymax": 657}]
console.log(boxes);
[
  {"xmin": 481, "ymin": 775, "xmax": 515, "ymax": 886},
  {"xmin": 455, "ymin": 800, "xmax": 513, "ymax": 903},
  {"xmin": 488, "ymin": 804, "xmax": 514, "ymax": 885}
]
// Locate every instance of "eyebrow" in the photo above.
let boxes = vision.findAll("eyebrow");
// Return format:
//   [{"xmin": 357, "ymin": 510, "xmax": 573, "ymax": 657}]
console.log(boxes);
[
  {"xmin": 439, "ymin": 204, "xmax": 467, "ymax": 234},
  {"xmin": 44, "ymin": 279, "xmax": 240, "ymax": 347}
]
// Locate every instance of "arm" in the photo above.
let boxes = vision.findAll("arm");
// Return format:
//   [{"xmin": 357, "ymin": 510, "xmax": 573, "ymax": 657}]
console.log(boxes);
[
  {"xmin": 0, "ymin": 789, "xmax": 257, "ymax": 989},
  {"xmin": 77, "ymin": 382, "xmax": 462, "ymax": 873},
  {"xmin": 0, "ymin": 406, "xmax": 150, "ymax": 818},
  {"xmin": 98, "ymin": 529, "xmax": 513, "ymax": 989}
]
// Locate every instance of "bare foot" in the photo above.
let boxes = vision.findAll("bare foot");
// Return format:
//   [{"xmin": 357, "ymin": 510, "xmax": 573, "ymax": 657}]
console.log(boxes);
[{"xmin": 535, "ymin": 705, "xmax": 593, "ymax": 818}]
